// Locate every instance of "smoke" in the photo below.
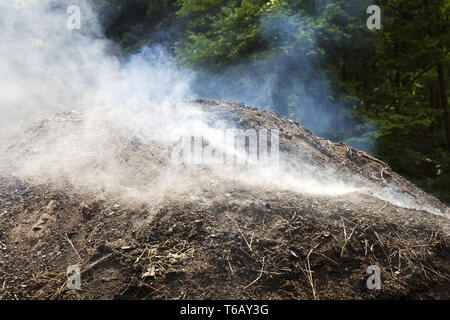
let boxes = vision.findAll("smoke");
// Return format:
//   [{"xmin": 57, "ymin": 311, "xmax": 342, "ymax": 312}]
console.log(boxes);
[
  {"xmin": 188, "ymin": 5, "xmax": 374, "ymax": 152},
  {"xmin": 0, "ymin": 1, "xmax": 446, "ymax": 215}
]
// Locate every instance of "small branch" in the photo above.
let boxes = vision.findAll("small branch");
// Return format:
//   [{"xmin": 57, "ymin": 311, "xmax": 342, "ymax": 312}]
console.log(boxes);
[
  {"xmin": 304, "ymin": 243, "xmax": 320, "ymax": 300},
  {"xmin": 381, "ymin": 167, "xmax": 388, "ymax": 184},
  {"xmin": 65, "ymin": 234, "xmax": 83, "ymax": 262},
  {"xmin": 226, "ymin": 213, "xmax": 252, "ymax": 252},
  {"xmin": 244, "ymin": 257, "xmax": 265, "ymax": 289}
]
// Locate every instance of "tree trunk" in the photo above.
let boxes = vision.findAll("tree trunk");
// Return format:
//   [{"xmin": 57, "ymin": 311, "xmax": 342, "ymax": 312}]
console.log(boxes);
[
  {"xmin": 437, "ymin": 62, "xmax": 450, "ymax": 150},
  {"xmin": 429, "ymin": 85, "xmax": 434, "ymax": 108}
]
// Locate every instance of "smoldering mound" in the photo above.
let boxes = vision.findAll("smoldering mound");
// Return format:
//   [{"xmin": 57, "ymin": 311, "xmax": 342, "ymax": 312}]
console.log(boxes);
[{"xmin": 0, "ymin": 99, "xmax": 449, "ymax": 300}]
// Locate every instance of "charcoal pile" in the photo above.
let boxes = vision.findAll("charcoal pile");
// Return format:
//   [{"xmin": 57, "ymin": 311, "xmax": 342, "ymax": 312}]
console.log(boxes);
[{"xmin": 0, "ymin": 99, "xmax": 448, "ymax": 300}]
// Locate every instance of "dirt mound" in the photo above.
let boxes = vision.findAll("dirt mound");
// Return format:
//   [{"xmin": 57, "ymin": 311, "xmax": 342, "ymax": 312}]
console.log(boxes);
[{"xmin": 0, "ymin": 99, "xmax": 449, "ymax": 299}]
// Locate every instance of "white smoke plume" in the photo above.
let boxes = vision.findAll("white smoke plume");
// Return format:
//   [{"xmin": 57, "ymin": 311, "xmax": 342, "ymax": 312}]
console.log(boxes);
[{"xmin": 0, "ymin": 0, "xmax": 446, "ymax": 215}]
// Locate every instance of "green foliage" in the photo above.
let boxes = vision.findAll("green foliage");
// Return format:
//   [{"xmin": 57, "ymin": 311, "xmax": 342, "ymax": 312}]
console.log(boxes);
[{"xmin": 175, "ymin": 0, "xmax": 267, "ymax": 67}]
